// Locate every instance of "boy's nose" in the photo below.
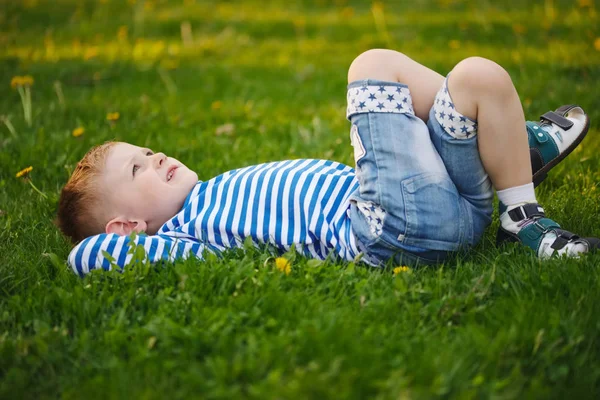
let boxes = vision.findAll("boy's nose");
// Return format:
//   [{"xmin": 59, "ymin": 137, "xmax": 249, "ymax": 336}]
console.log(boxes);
[{"xmin": 152, "ymin": 153, "xmax": 167, "ymax": 168}]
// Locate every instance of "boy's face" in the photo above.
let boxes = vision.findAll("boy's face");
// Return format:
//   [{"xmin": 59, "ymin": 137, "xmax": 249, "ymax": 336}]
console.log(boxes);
[{"xmin": 102, "ymin": 142, "xmax": 198, "ymax": 235}]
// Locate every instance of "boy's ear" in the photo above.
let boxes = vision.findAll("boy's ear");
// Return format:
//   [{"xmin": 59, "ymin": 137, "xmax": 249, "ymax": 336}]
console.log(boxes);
[{"xmin": 105, "ymin": 217, "xmax": 147, "ymax": 236}]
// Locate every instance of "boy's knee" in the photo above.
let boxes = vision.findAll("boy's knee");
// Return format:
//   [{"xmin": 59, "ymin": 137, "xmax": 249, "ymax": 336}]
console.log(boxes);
[
  {"xmin": 451, "ymin": 57, "xmax": 514, "ymax": 96},
  {"xmin": 347, "ymin": 49, "xmax": 406, "ymax": 83}
]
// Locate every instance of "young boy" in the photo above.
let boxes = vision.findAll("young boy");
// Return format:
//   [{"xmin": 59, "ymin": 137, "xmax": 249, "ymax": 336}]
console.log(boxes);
[{"xmin": 58, "ymin": 49, "xmax": 599, "ymax": 277}]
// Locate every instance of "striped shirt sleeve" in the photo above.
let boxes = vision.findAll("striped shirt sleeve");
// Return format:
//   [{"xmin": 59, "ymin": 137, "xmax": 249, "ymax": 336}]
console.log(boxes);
[{"xmin": 67, "ymin": 233, "xmax": 205, "ymax": 277}]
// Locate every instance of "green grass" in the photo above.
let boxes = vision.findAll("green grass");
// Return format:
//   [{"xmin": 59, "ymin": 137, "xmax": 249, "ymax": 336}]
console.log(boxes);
[{"xmin": 1, "ymin": 0, "xmax": 600, "ymax": 398}]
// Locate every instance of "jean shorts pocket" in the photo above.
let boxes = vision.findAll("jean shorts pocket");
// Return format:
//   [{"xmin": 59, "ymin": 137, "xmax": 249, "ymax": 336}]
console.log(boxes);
[{"xmin": 401, "ymin": 173, "xmax": 462, "ymax": 251}]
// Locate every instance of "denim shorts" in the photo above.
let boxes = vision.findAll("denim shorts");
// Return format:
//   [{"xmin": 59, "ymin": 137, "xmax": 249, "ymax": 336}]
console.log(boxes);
[{"xmin": 347, "ymin": 77, "xmax": 494, "ymax": 266}]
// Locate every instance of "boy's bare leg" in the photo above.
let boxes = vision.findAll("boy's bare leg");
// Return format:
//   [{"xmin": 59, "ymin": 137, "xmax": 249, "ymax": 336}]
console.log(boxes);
[{"xmin": 448, "ymin": 57, "xmax": 532, "ymax": 190}]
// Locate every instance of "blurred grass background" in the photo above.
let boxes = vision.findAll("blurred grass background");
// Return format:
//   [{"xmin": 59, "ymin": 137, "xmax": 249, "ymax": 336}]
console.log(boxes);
[{"xmin": 1, "ymin": 0, "xmax": 600, "ymax": 398}]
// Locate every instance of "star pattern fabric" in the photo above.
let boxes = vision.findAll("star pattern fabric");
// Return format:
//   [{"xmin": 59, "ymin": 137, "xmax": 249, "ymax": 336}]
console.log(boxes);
[
  {"xmin": 433, "ymin": 78, "xmax": 477, "ymax": 139},
  {"xmin": 347, "ymin": 84, "xmax": 414, "ymax": 119},
  {"xmin": 356, "ymin": 201, "xmax": 386, "ymax": 237}
]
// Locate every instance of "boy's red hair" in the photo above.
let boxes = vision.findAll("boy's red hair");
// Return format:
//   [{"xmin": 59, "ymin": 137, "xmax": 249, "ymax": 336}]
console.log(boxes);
[{"xmin": 56, "ymin": 142, "xmax": 116, "ymax": 243}]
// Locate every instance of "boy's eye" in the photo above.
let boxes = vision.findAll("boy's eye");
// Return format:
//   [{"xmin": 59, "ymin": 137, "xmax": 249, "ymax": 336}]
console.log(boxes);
[
  {"xmin": 146, "ymin": 151, "xmax": 154, "ymax": 156},
  {"xmin": 132, "ymin": 165, "xmax": 140, "ymax": 176}
]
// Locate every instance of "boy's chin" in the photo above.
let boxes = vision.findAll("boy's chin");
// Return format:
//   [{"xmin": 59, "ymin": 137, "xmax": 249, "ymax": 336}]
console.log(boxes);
[
  {"xmin": 186, "ymin": 169, "xmax": 199, "ymax": 184},
  {"xmin": 175, "ymin": 167, "xmax": 198, "ymax": 187}
]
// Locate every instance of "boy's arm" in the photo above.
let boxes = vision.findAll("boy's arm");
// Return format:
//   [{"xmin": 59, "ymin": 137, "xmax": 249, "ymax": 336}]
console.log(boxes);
[{"xmin": 67, "ymin": 232, "xmax": 205, "ymax": 277}]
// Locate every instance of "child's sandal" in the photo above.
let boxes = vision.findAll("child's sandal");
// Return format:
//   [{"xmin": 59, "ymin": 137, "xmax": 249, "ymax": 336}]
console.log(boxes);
[{"xmin": 529, "ymin": 105, "xmax": 590, "ymax": 187}]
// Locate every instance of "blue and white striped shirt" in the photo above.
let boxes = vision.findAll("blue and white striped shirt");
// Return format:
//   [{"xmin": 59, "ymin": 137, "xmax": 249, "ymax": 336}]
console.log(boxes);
[{"xmin": 68, "ymin": 159, "xmax": 362, "ymax": 276}]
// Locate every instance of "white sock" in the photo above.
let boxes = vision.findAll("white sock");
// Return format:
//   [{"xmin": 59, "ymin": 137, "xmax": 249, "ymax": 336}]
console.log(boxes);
[{"xmin": 497, "ymin": 182, "xmax": 536, "ymax": 206}]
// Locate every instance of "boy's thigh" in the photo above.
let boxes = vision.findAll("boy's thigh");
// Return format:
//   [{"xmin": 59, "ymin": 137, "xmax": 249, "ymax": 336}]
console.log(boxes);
[{"xmin": 347, "ymin": 79, "xmax": 471, "ymax": 257}]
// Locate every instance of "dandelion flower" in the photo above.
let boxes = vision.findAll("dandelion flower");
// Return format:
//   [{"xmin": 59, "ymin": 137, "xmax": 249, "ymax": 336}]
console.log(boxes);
[
  {"xmin": 10, "ymin": 76, "xmax": 34, "ymax": 126},
  {"xmin": 595, "ymin": 38, "xmax": 600, "ymax": 52},
  {"xmin": 512, "ymin": 24, "xmax": 526, "ymax": 35},
  {"xmin": 72, "ymin": 127, "xmax": 85, "ymax": 137},
  {"xmin": 84, "ymin": 47, "xmax": 98, "ymax": 60},
  {"xmin": 10, "ymin": 76, "xmax": 23, "ymax": 89},
  {"xmin": 21, "ymin": 75, "xmax": 34, "ymax": 86},
  {"xmin": 393, "ymin": 266, "xmax": 411, "ymax": 275},
  {"xmin": 340, "ymin": 7, "xmax": 354, "ymax": 18},
  {"xmin": 107, "ymin": 112, "xmax": 120, "ymax": 122},
  {"xmin": 275, "ymin": 257, "xmax": 291, "ymax": 275},
  {"xmin": 16, "ymin": 166, "xmax": 33, "ymax": 178},
  {"xmin": 10, "ymin": 75, "xmax": 33, "ymax": 89},
  {"xmin": 117, "ymin": 26, "xmax": 128, "ymax": 40},
  {"xmin": 160, "ymin": 59, "xmax": 179, "ymax": 70},
  {"xmin": 211, "ymin": 100, "xmax": 222, "ymax": 110}
]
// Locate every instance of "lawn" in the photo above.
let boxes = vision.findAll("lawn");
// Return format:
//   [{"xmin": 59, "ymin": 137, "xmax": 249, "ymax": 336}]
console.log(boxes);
[{"xmin": 1, "ymin": 0, "xmax": 600, "ymax": 398}]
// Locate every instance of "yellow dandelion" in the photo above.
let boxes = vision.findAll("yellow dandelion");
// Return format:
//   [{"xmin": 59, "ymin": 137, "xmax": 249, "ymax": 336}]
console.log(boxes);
[
  {"xmin": 16, "ymin": 166, "xmax": 33, "ymax": 178},
  {"xmin": 117, "ymin": 26, "xmax": 128, "ymax": 40},
  {"xmin": 340, "ymin": 6, "xmax": 354, "ymax": 18},
  {"xmin": 23, "ymin": 0, "xmax": 38, "ymax": 8},
  {"xmin": 275, "ymin": 257, "xmax": 291, "ymax": 275},
  {"xmin": 83, "ymin": 47, "xmax": 98, "ymax": 60},
  {"xmin": 10, "ymin": 76, "xmax": 33, "ymax": 89},
  {"xmin": 293, "ymin": 16, "xmax": 306, "ymax": 30},
  {"xmin": 578, "ymin": 0, "xmax": 592, "ymax": 8},
  {"xmin": 160, "ymin": 59, "xmax": 179, "ymax": 70},
  {"xmin": 448, "ymin": 40, "xmax": 461, "ymax": 49},
  {"xmin": 512, "ymin": 24, "xmax": 526, "ymax": 35},
  {"xmin": 393, "ymin": 266, "xmax": 411, "ymax": 275},
  {"xmin": 594, "ymin": 38, "xmax": 600, "ymax": 52},
  {"xmin": 371, "ymin": 1, "xmax": 384, "ymax": 13},
  {"xmin": 10, "ymin": 76, "xmax": 23, "ymax": 88},
  {"xmin": 211, "ymin": 100, "xmax": 222, "ymax": 110},
  {"xmin": 72, "ymin": 127, "xmax": 85, "ymax": 137},
  {"xmin": 106, "ymin": 112, "xmax": 120, "ymax": 122},
  {"xmin": 340, "ymin": 7, "xmax": 354, "ymax": 18}
]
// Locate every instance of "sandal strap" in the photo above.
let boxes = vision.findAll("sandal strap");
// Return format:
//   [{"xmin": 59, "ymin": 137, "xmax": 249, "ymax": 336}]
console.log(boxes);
[
  {"xmin": 527, "ymin": 121, "xmax": 549, "ymax": 144},
  {"xmin": 550, "ymin": 229, "xmax": 581, "ymax": 250},
  {"xmin": 517, "ymin": 217, "xmax": 561, "ymax": 251},
  {"xmin": 540, "ymin": 111, "xmax": 574, "ymax": 131},
  {"xmin": 527, "ymin": 122, "xmax": 560, "ymax": 165},
  {"xmin": 527, "ymin": 105, "xmax": 578, "ymax": 165},
  {"xmin": 508, "ymin": 203, "xmax": 546, "ymax": 222}
]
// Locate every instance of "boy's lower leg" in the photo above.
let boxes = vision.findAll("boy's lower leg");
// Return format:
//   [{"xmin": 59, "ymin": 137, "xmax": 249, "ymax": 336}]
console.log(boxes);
[{"xmin": 448, "ymin": 57, "xmax": 531, "ymax": 190}]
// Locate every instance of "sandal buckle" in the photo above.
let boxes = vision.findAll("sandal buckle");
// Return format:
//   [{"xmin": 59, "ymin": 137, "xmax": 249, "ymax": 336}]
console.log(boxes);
[{"xmin": 533, "ymin": 220, "xmax": 551, "ymax": 235}]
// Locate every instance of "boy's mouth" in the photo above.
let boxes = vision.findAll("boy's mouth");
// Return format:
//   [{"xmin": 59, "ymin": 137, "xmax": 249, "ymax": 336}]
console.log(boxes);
[{"xmin": 166, "ymin": 166, "xmax": 178, "ymax": 182}]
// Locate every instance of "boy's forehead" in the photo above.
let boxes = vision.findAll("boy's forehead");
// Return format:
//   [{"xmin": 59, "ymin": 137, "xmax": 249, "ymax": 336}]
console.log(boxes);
[
  {"xmin": 108, "ymin": 143, "xmax": 140, "ymax": 163},
  {"xmin": 104, "ymin": 143, "xmax": 140, "ymax": 175}
]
